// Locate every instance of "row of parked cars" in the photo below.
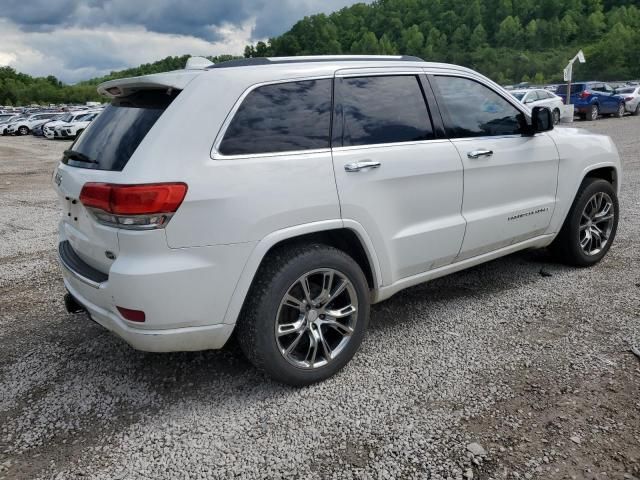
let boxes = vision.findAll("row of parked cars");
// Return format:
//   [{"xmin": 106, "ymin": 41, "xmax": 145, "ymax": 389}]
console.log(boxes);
[
  {"xmin": 0, "ymin": 109, "xmax": 103, "ymax": 139},
  {"xmin": 508, "ymin": 81, "xmax": 640, "ymax": 122}
]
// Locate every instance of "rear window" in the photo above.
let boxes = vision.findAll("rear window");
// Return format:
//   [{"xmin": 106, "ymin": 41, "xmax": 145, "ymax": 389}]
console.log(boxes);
[
  {"xmin": 62, "ymin": 90, "xmax": 177, "ymax": 171},
  {"xmin": 558, "ymin": 84, "xmax": 585, "ymax": 95},
  {"xmin": 218, "ymin": 79, "xmax": 332, "ymax": 156}
]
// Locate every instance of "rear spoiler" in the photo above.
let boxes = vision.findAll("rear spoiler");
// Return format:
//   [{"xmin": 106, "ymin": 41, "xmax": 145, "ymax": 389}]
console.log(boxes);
[{"xmin": 97, "ymin": 69, "xmax": 201, "ymax": 98}]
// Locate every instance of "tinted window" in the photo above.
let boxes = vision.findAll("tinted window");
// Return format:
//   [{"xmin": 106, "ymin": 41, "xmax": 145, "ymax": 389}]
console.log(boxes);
[
  {"xmin": 219, "ymin": 79, "xmax": 331, "ymax": 156},
  {"xmin": 337, "ymin": 76, "xmax": 433, "ymax": 146},
  {"xmin": 511, "ymin": 92, "xmax": 525, "ymax": 101},
  {"xmin": 434, "ymin": 76, "xmax": 525, "ymax": 138},
  {"xmin": 62, "ymin": 90, "xmax": 177, "ymax": 171}
]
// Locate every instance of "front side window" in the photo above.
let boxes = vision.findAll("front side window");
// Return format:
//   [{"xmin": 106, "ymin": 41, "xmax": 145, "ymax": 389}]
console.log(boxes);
[
  {"xmin": 218, "ymin": 79, "xmax": 332, "ymax": 156},
  {"xmin": 434, "ymin": 76, "xmax": 526, "ymax": 138},
  {"xmin": 336, "ymin": 75, "xmax": 433, "ymax": 147}
]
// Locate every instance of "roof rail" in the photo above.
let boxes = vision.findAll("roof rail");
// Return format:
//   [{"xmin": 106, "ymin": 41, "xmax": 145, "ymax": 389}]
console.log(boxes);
[{"xmin": 207, "ymin": 55, "xmax": 424, "ymax": 69}]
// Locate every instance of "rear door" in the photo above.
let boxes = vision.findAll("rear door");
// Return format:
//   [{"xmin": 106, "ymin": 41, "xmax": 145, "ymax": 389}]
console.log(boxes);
[
  {"xmin": 332, "ymin": 69, "xmax": 465, "ymax": 284},
  {"xmin": 430, "ymin": 74, "xmax": 559, "ymax": 260}
]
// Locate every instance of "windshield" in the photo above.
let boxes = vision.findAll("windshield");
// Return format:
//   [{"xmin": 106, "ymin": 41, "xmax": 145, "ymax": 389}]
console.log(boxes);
[
  {"xmin": 62, "ymin": 89, "xmax": 178, "ymax": 171},
  {"xmin": 511, "ymin": 92, "xmax": 526, "ymax": 101}
]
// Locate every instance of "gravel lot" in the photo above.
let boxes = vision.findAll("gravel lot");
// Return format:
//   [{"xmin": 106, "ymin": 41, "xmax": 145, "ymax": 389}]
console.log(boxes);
[{"xmin": 0, "ymin": 117, "xmax": 639, "ymax": 480}]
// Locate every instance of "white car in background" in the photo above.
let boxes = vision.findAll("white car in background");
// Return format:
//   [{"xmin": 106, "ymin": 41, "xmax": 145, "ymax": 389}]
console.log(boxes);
[
  {"xmin": 0, "ymin": 114, "xmax": 20, "ymax": 135},
  {"xmin": 511, "ymin": 89, "xmax": 564, "ymax": 125},
  {"xmin": 615, "ymin": 86, "xmax": 640, "ymax": 116},
  {"xmin": 55, "ymin": 112, "xmax": 100, "ymax": 139},
  {"xmin": 45, "ymin": 111, "xmax": 99, "ymax": 139},
  {"xmin": 6, "ymin": 112, "xmax": 61, "ymax": 135}
]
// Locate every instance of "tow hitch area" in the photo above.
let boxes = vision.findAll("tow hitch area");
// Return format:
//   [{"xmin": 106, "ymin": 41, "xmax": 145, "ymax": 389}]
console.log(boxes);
[{"xmin": 64, "ymin": 292, "xmax": 85, "ymax": 314}]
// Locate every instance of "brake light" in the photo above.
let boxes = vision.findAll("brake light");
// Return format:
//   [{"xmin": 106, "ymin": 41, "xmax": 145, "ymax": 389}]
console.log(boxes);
[
  {"xmin": 580, "ymin": 90, "xmax": 591, "ymax": 99},
  {"xmin": 624, "ymin": 96, "xmax": 633, "ymax": 102},
  {"xmin": 79, "ymin": 182, "xmax": 187, "ymax": 229}
]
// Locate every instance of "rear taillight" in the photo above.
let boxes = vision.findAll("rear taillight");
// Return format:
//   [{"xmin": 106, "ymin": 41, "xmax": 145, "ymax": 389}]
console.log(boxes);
[
  {"xmin": 580, "ymin": 90, "xmax": 591, "ymax": 99},
  {"xmin": 624, "ymin": 96, "xmax": 633, "ymax": 102},
  {"xmin": 79, "ymin": 182, "xmax": 187, "ymax": 230}
]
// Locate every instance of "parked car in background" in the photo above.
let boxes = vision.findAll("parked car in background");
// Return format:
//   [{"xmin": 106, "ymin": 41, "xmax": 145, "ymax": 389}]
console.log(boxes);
[
  {"xmin": 511, "ymin": 89, "xmax": 564, "ymax": 124},
  {"xmin": 33, "ymin": 114, "xmax": 65, "ymax": 137},
  {"xmin": 55, "ymin": 112, "xmax": 100, "ymax": 139},
  {"xmin": 55, "ymin": 56, "xmax": 621, "ymax": 385},
  {"xmin": 44, "ymin": 111, "xmax": 98, "ymax": 139},
  {"xmin": 615, "ymin": 86, "xmax": 640, "ymax": 116},
  {"xmin": 556, "ymin": 82, "xmax": 626, "ymax": 121},
  {"xmin": 6, "ymin": 112, "xmax": 61, "ymax": 135},
  {"xmin": 0, "ymin": 114, "xmax": 20, "ymax": 135}
]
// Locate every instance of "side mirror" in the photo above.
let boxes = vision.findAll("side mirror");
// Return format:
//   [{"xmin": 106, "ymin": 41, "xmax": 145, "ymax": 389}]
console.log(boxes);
[{"xmin": 531, "ymin": 106, "xmax": 554, "ymax": 133}]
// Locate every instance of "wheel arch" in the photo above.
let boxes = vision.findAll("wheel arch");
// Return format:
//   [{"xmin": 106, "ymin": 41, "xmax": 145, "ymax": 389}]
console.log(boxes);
[{"xmin": 222, "ymin": 220, "xmax": 382, "ymax": 325}]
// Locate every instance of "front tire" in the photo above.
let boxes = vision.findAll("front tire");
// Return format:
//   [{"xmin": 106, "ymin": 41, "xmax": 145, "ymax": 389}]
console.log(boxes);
[
  {"xmin": 552, "ymin": 108, "xmax": 561, "ymax": 125},
  {"xmin": 550, "ymin": 178, "xmax": 619, "ymax": 267},
  {"xmin": 237, "ymin": 244, "xmax": 370, "ymax": 386},
  {"xmin": 17, "ymin": 126, "xmax": 29, "ymax": 136}
]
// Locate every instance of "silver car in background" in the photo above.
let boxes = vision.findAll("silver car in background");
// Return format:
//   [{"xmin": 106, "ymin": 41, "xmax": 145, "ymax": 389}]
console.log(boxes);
[{"xmin": 616, "ymin": 86, "xmax": 640, "ymax": 116}]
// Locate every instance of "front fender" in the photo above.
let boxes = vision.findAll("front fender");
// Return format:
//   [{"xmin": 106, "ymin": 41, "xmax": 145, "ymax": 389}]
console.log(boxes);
[{"xmin": 546, "ymin": 129, "xmax": 622, "ymax": 235}]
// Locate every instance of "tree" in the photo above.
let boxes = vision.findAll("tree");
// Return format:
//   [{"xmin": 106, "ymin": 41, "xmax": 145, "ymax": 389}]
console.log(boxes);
[{"xmin": 496, "ymin": 16, "xmax": 523, "ymax": 47}]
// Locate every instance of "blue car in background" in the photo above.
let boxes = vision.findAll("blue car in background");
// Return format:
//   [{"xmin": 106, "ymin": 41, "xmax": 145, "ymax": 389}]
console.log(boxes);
[{"xmin": 556, "ymin": 81, "xmax": 626, "ymax": 121}]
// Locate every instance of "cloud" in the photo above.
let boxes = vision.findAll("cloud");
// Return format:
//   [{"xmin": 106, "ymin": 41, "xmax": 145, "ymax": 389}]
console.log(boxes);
[{"xmin": 0, "ymin": 0, "xmax": 366, "ymax": 83}]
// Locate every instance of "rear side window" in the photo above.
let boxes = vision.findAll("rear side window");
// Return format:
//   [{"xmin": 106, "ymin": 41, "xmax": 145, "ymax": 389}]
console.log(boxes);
[
  {"xmin": 336, "ymin": 75, "xmax": 433, "ymax": 147},
  {"xmin": 62, "ymin": 90, "xmax": 177, "ymax": 171},
  {"xmin": 218, "ymin": 79, "xmax": 332, "ymax": 156},
  {"xmin": 558, "ymin": 84, "xmax": 585, "ymax": 95},
  {"xmin": 433, "ymin": 76, "xmax": 525, "ymax": 138}
]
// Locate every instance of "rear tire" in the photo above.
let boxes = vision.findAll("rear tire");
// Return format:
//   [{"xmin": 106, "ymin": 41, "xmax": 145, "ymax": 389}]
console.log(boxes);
[
  {"xmin": 615, "ymin": 103, "xmax": 625, "ymax": 118},
  {"xmin": 633, "ymin": 104, "xmax": 640, "ymax": 116},
  {"xmin": 18, "ymin": 126, "xmax": 29, "ymax": 136},
  {"xmin": 588, "ymin": 104, "xmax": 599, "ymax": 121},
  {"xmin": 552, "ymin": 108, "xmax": 561, "ymax": 125},
  {"xmin": 237, "ymin": 244, "xmax": 370, "ymax": 386},
  {"xmin": 550, "ymin": 178, "xmax": 619, "ymax": 267}
]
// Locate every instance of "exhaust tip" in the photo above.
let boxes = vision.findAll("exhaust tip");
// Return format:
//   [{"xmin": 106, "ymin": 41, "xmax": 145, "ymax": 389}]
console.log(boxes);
[{"xmin": 64, "ymin": 293, "xmax": 85, "ymax": 314}]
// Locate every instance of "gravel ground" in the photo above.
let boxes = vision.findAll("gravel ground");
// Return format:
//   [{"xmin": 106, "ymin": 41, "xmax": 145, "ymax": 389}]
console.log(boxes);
[{"xmin": 0, "ymin": 117, "xmax": 638, "ymax": 480}]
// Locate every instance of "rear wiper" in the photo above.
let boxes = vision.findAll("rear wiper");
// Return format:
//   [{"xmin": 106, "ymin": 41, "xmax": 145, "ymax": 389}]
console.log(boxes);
[{"xmin": 63, "ymin": 150, "xmax": 99, "ymax": 164}]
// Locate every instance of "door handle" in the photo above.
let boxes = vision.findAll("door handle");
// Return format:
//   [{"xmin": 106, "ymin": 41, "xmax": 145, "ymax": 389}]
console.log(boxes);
[
  {"xmin": 467, "ymin": 149, "xmax": 494, "ymax": 159},
  {"xmin": 344, "ymin": 161, "xmax": 382, "ymax": 172}
]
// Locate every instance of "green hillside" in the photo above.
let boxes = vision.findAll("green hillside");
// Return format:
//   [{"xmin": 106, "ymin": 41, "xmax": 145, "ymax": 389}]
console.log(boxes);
[
  {"xmin": 246, "ymin": 0, "xmax": 640, "ymax": 84},
  {"xmin": 1, "ymin": 0, "xmax": 638, "ymax": 105}
]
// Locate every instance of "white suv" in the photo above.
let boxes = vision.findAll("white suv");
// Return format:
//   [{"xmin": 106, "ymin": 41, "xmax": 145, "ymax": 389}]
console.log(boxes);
[{"xmin": 54, "ymin": 56, "xmax": 622, "ymax": 385}]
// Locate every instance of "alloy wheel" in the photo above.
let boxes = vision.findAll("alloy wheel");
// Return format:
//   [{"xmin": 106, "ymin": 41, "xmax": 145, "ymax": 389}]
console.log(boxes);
[
  {"xmin": 590, "ymin": 105, "xmax": 599, "ymax": 121},
  {"xmin": 275, "ymin": 268, "xmax": 358, "ymax": 369},
  {"xmin": 579, "ymin": 192, "xmax": 615, "ymax": 256}
]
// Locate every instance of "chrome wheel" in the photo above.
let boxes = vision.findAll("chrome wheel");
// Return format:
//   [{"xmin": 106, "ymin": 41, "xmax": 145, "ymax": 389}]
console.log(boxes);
[
  {"xmin": 579, "ymin": 192, "xmax": 614, "ymax": 256},
  {"xmin": 275, "ymin": 268, "xmax": 358, "ymax": 369}
]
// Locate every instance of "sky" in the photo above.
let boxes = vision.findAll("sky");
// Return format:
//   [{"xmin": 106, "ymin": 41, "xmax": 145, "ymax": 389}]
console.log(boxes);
[{"xmin": 0, "ymin": 0, "xmax": 364, "ymax": 83}]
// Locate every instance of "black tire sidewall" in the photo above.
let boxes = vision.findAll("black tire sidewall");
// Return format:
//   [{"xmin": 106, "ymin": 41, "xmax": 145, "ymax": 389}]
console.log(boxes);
[
  {"xmin": 563, "ymin": 179, "xmax": 619, "ymax": 267},
  {"xmin": 247, "ymin": 246, "xmax": 370, "ymax": 386}
]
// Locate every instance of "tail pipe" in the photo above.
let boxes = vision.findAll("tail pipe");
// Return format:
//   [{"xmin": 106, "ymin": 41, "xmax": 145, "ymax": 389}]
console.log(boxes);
[{"xmin": 64, "ymin": 292, "xmax": 85, "ymax": 314}]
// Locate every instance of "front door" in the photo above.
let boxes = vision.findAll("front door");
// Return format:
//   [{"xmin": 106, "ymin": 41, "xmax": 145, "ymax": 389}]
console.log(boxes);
[
  {"xmin": 430, "ymin": 75, "xmax": 559, "ymax": 260},
  {"xmin": 332, "ymin": 71, "xmax": 466, "ymax": 284}
]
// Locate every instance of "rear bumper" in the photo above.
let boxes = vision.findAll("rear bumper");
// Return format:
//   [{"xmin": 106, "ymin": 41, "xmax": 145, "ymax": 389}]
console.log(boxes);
[
  {"xmin": 57, "ymin": 234, "xmax": 255, "ymax": 352},
  {"xmin": 64, "ymin": 280, "xmax": 234, "ymax": 352}
]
